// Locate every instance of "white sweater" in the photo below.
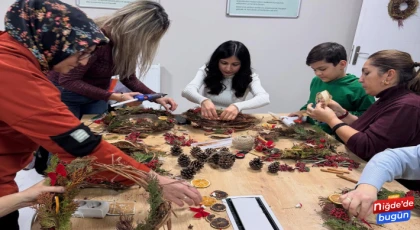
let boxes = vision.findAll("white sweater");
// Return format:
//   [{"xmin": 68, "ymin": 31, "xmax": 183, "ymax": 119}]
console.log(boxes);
[{"xmin": 182, "ymin": 66, "xmax": 270, "ymax": 112}]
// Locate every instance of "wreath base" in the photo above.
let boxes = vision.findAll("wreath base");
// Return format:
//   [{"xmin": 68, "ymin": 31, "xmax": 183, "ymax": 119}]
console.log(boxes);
[{"xmin": 388, "ymin": 0, "xmax": 419, "ymax": 27}]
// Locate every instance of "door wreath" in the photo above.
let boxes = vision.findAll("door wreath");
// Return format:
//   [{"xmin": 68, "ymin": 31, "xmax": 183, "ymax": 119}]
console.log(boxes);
[{"xmin": 388, "ymin": 0, "xmax": 419, "ymax": 27}]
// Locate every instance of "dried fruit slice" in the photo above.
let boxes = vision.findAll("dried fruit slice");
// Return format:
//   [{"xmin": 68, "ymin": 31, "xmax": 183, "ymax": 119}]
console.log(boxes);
[
  {"xmin": 158, "ymin": 116, "xmax": 168, "ymax": 120},
  {"xmin": 201, "ymin": 196, "xmax": 217, "ymax": 206},
  {"xmin": 191, "ymin": 178, "xmax": 211, "ymax": 188},
  {"xmin": 210, "ymin": 203, "xmax": 226, "ymax": 212},
  {"xmin": 316, "ymin": 90, "xmax": 332, "ymax": 105},
  {"xmin": 210, "ymin": 190, "xmax": 228, "ymax": 200},
  {"xmin": 210, "ymin": 217, "xmax": 230, "ymax": 229},
  {"xmin": 205, "ymin": 214, "xmax": 216, "ymax": 223},
  {"xmin": 328, "ymin": 193, "xmax": 342, "ymax": 204}
]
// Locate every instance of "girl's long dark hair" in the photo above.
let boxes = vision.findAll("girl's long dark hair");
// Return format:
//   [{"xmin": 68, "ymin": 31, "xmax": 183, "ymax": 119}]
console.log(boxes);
[{"xmin": 204, "ymin": 40, "xmax": 253, "ymax": 98}]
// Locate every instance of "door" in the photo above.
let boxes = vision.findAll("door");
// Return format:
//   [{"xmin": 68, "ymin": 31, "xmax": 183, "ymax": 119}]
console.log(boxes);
[{"xmin": 347, "ymin": 0, "xmax": 420, "ymax": 75}]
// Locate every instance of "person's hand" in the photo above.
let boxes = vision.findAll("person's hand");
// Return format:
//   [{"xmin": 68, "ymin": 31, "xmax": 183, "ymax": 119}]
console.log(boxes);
[
  {"xmin": 110, "ymin": 92, "xmax": 142, "ymax": 106},
  {"xmin": 156, "ymin": 174, "xmax": 202, "ymax": 207},
  {"xmin": 201, "ymin": 99, "xmax": 218, "ymax": 120},
  {"xmin": 323, "ymin": 100, "xmax": 347, "ymax": 117},
  {"xmin": 20, "ymin": 180, "xmax": 65, "ymax": 206},
  {"xmin": 340, "ymin": 184, "xmax": 378, "ymax": 220},
  {"xmin": 288, "ymin": 110, "xmax": 306, "ymax": 118},
  {"xmin": 155, "ymin": 97, "xmax": 178, "ymax": 112},
  {"xmin": 306, "ymin": 103, "xmax": 337, "ymax": 123},
  {"xmin": 220, "ymin": 105, "xmax": 239, "ymax": 120}
]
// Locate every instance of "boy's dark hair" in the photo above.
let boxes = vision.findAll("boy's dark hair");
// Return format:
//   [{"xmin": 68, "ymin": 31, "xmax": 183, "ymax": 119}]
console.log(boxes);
[{"xmin": 306, "ymin": 42, "xmax": 347, "ymax": 66}]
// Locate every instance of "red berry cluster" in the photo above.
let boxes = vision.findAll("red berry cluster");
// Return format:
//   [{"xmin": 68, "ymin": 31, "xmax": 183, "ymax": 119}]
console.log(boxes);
[
  {"xmin": 225, "ymin": 128, "xmax": 234, "ymax": 134},
  {"xmin": 145, "ymin": 159, "xmax": 159, "ymax": 170},
  {"xmin": 263, "ymin": 154, "xmax": 281, "ymax": 162},
  {"xmin": 279, "ymin": 163, "xmax": 294, "ymax": 172},
  {"xmin": 313, "ymin": 155, "xmax": 360, "ymax": 170},
  {"xmin": 406, "ymin": 190, "xmax": 420, "ymax": 197},
  {"xmin": 305, "ymin": 138, "xmax": 327, "ymax": 149},
  {"xmin": 254, "ymin": 139, "xmax": 275, "ymax": 152},
  {"xmin": 329, "ymin": 207, "xmax": 350, "ymax": 221},
  {"xmin": 164, "ymin": 132, "xmax": 196, "ymax": 146},
  {"xmin": 125, "ymin": 131, "xmax": 143, "ymax": 143},
  {"xmin": 295, "ymin": 162, "xmax": 310, "ymax": 172},
  {"xmin": 192, "ymin": 107, "xmax": 201, "ymax": 113}
]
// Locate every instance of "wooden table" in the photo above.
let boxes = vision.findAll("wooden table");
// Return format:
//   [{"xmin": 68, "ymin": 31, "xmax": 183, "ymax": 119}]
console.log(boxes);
[{"xmin": 33, "ymin": 114, "xmax": 420, "ymax": 230}]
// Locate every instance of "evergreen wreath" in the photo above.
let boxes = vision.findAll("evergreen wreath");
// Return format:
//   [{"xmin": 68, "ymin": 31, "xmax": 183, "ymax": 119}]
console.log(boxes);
[
  {"xmin": 33, "ymin": 155, "xmax": 171, "ymax": 230},
  {"xmin": 388, "ymin": 0, "xmax": 419, "ymax": 27},
  {"xmin": 103, "ymin": 108, "xmax": 175, "ymax": 134}
]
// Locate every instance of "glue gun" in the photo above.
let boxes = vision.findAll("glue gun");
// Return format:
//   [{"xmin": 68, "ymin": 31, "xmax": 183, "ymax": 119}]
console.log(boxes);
[{"xmin": 110, "ymin": 93, "xmax": 167, "ymax": 107}]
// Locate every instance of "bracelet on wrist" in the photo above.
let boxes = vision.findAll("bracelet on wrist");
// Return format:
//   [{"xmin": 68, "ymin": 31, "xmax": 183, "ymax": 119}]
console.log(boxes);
[
  {"xmin": 332, "ymin": 122, "xmax": 348, "ymax": 133},
  {"xmin": 337, "ymin": 110, "xmax": 349, "ymax": 119}
]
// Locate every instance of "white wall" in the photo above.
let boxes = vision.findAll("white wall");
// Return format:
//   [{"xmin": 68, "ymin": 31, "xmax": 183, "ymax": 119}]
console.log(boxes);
[{"xmin": 0, "ymin": 0, "xmax": 363, "ymax": 113}]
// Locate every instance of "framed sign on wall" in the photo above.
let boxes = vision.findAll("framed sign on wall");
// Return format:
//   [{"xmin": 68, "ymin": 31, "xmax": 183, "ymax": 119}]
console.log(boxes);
[
  {"xmin": 226, "ymin": 0, "xmax": 301, "ymax": 18},
  {"xmin": 76, "ymin": 0, "xmax": 159, "ymax": 9}
]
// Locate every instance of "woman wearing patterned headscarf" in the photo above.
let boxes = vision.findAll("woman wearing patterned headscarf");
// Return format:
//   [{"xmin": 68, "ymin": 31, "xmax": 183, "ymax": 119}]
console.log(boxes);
[{"xmin": 0, "ymin": 1, "xmax": 201, "ymax": 228}]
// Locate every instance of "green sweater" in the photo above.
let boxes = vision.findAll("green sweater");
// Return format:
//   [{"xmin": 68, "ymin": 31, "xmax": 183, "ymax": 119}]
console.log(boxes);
[{"xmin": 300, "ymin": 74, "xmax": 375, "ymax": 134}]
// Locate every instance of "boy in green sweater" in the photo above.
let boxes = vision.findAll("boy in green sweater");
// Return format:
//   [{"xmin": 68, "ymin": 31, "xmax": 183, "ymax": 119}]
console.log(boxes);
[{"xmin": 289, "ymin": 42, "xmax": 375, "ymax": 134}]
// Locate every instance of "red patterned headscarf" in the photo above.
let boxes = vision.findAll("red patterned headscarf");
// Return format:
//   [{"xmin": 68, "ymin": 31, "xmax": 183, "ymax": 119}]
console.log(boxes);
[{"xmin": 5, "ymin": 0, "xmax": 109, "ymax": 73}]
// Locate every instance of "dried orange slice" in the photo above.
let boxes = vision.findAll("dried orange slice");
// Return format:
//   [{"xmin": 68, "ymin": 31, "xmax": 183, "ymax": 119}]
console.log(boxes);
[
  {"xmin": 158, "ymin": 116, "xmax": 168, "ymax": 121},
  {"xmin": 191, "ymin": 178, "xmax": 211, "ymax": 188},
  {"xmin": 201, "ymin": 196, "xmax": 217, "ymax": 206},
  {"xmin": 316, "ymin": 90, "xmax": 332, "ymax": 105},
  {"xmin": 328, "ymin": 194, "xmax": 342, "ymax": 204}
]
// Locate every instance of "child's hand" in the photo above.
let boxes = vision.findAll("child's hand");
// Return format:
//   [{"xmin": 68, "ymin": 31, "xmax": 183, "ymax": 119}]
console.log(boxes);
[
  {"xmin": 306, "ymin": 103, "xmax": 337, "ymax": 123},
  {"xmin": 288, "ymin": 110, "xmax": 306, "ymax": 118}
]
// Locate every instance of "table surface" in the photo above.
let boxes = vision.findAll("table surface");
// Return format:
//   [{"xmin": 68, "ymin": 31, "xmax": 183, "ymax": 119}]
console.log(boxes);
[{"xmin": 32, "ymin": 114, "xmax": 420, "ymax": 230}]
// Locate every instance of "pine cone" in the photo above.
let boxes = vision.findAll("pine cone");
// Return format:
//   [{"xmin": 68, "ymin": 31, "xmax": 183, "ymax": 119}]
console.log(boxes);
[
  {"xmin": 268, "ymin": 162, "xmax": 280, "ymax": 173},
  {"xmin": 207, "ymin": 152, "xmax": 220, "ymax": 164},
  {"xmin": 205, "ymin": 148, "xmax": 217, "ymax": 156},
  {"xmin": 249, "ymin": 157, "xmax": 263, "ymax": 170},
  {"xmin": 218, "ymin": 153, "xmax": 236, "ymax": 169},
  {"xmin": 207, "ymin": 153, "xmax": 220, "ymax": 169},
  {"xmin": 178, "ymin": 154, "xmax": 191, "ymax": 167},
  {"xmin": 189, "ymin": 160, "xmax": 204, "ymax": 172},
  {"xmin": 219, "ymin": 147, "xmax": 230, "ymax": 152},
  {"xmin": 170, "ymin": 145, "xmax": 183, "ymax": 156},
  {"xmin": 181, "ymin": 167, "xmax": 196, "ymax": 179},
  {"xmin": 190, "ymin": 146, "xmax": 203, "ymax": 158},
  {"xmin": 196, "ymin": 151, "xmax": 210, "ymax": 162}
]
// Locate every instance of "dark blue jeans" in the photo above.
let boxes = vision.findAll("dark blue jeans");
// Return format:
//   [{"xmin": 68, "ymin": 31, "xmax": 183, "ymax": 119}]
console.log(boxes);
[{"xmin": 55, "ymin": 84, "xmax": 108, "ymax": 119}]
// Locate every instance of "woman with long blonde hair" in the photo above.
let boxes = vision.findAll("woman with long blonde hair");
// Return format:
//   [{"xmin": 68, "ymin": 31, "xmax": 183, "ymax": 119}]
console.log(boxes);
[{"xmin": 47, "ymin": 0, "xmax": 177, "ymax": 119}]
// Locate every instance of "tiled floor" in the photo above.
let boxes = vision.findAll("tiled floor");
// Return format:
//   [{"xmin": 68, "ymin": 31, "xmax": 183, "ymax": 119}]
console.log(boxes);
[{"xmin": 15, "ymin": 169, "xmax": 44, "ymax": 230}]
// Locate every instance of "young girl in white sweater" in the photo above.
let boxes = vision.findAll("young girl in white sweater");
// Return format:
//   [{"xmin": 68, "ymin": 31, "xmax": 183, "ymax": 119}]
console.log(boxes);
[{"xmin": 182, "ymin": 41, "xmax": 270, "ymax": 120}]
